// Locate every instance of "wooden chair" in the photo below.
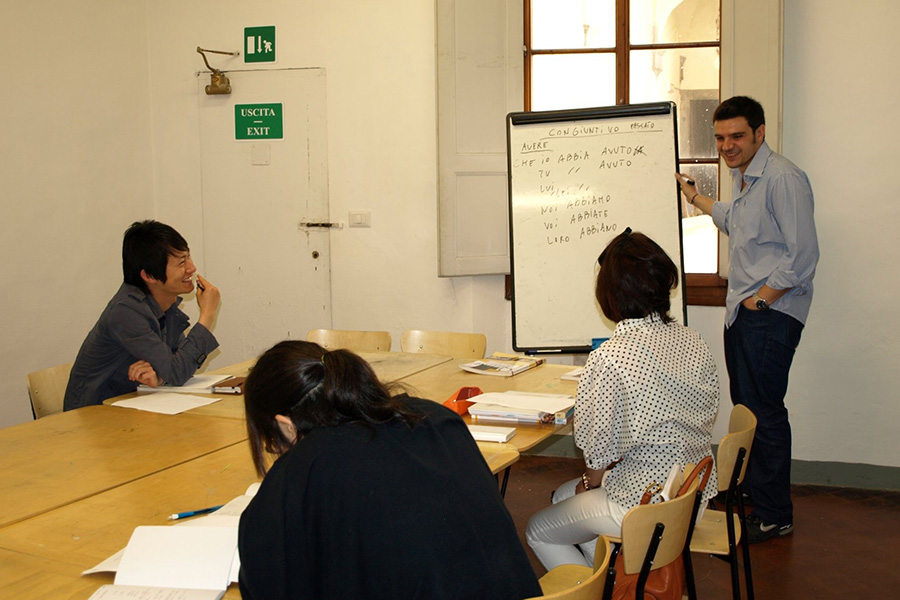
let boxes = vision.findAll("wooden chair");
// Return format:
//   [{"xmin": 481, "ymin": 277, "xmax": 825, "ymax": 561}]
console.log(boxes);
[
  {"xmin": 613, "ymin": 477, "xmax": 700, "ymax": 600},
  {"xmin": 26, "ymin": 362, "xmax": 74, "ymax": 418},
  {"xmin": 400, "ymin": 330, "xmax": 486, "ymax": 358},
  {"xmin": 306, "ymin": 329, "xmax": 391, "ymax": 352},
  {"xmin": 529, "ymin": 535, "xmax": 612, "ymax": 599},
  {"xmin": 690, "ymin": 404, "xmax": 758, "ymax": 600}
]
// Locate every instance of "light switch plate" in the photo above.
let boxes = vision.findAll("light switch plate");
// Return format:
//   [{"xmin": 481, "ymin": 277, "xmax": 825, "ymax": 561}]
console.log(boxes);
[{"xmin": 348, "ymin": 210, "xmax": 371, "ymax": 228}]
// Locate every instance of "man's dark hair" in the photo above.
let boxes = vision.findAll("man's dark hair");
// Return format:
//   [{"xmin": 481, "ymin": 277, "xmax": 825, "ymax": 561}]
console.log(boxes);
[
  {"xmin": 595, "ymin": 229, "xmax": 679, "ymax": 324},
  {"xmin": 122, "ymin": 220, "xmax": 188, "ymax": 293},
  {"xmin": 713, "ymin": 95, "xmax": 766, "ymax": 132}
]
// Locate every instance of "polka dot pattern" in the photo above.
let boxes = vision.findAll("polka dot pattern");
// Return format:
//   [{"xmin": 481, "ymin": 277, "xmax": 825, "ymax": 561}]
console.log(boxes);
[{"xmin": 575, "ymin": 313, "xmax": 719, "ymax": 509}]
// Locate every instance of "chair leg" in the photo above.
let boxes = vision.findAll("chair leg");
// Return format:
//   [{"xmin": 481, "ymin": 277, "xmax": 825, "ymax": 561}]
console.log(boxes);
[
  {"xmin": 735, "ymin": 488, "xmax": 754, "ymax": 600},
  {"xmin": 635, "ymin": 523, "xmax": 665, "ymax": 599},
  {"xmin": 602, "ymin": 565, "xmax": 617, "ymax": 600},
  {"xmin": 726, "ymin": 502, "xmax": 742, "ymax": 600},
  {"xmin": 722, "ymin": 448, "xmax": 748, "ymax": 600},
  {"xmin": 682, "ymin": 490, "xmax": 702, "ymax": 600},
  {"xmin": 500, "ymin": 466, "xmax": 511, "ymax": 498}
]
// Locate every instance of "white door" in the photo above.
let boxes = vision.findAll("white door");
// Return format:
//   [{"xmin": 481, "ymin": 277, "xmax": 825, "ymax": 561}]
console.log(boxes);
[{"xmin": 198, "ymin": 68, "xmax": 331, "ymax": 365}]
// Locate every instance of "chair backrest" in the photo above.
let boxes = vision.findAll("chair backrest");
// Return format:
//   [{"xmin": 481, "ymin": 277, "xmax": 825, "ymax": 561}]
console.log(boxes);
[
  {"xmin": 619, "ymin": 478, "xmax": 699, "ymax": 576},
  {"xmin": 306, "ymin": 329, "xmax": 392, "ymax": 352},
  {"xmin": 538, "ymin": 535, "xmax": 611, "ymax": 600},
  {"xmin": 400, "ymin": 330, "xmax": 486, "ymax": 358},
  {"xmin": 715, "ymin": 405, "xmax": 758, "ymax": 492},
  {"xmin": 27, "ymin": 362, "xmax": 74, "ymax": 418}
]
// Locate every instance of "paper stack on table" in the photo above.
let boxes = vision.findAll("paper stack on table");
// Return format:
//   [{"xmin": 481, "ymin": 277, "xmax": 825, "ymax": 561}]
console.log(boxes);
[
  {"xmin": 459, "ymin": 353, "xmax": 545, "ymax": 377},
  {"xmin": 467, "ymin": 424, "xmax": 517, "ymax": 443},
  {"xmin": 468, "ymin": 391, "xmax": 574, "ymax": 425}
]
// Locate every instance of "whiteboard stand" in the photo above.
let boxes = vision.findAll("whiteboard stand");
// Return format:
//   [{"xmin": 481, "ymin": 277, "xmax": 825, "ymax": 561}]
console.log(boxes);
[{"xmin": 507, "ymin": 102, "xmax": 686, "ymax": 354}]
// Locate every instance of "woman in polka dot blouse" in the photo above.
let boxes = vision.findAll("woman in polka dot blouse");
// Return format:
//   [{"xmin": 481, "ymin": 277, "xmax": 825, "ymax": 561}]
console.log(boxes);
[{"xmin": 526, "ymin": 229, "xmax": 719, "ymax": 570}]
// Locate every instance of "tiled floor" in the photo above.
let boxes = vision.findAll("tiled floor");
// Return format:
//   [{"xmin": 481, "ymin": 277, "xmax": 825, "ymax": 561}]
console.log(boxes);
[{"xmin": 504, "ymin": 454, "xmax": 900, "ymax": 599}]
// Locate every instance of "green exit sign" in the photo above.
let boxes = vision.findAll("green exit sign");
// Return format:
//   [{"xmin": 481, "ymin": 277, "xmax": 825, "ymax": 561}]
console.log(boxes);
[
  {"xmin": 235, "ymin": 103, "xmax": 283, "ymax": 140},
  {"xmin": 244, "ymin": 26, "xmax": 276, "ymax": 63}
]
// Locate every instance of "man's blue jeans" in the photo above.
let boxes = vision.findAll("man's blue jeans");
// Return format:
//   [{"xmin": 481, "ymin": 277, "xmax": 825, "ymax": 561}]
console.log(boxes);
[{"xmin": 724, "ymin": 305, "xmax": 804, "ymax": 526}]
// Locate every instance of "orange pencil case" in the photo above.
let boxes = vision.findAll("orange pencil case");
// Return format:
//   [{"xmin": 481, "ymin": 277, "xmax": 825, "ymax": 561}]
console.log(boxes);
[{"xmin": 442, "ymin": 386, "xmax": 483, "ymax": 415}]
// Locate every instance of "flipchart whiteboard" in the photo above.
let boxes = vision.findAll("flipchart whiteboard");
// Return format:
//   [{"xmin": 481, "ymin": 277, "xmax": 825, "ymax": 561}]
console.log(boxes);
[{"xmin": 507, "ymin": 103, "xmax": 686, "ymax": 353}]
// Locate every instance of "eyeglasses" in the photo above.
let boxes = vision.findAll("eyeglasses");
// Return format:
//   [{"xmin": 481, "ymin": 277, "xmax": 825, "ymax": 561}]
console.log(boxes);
[{"xmin": 597, "ymin": 227, "xmax": 632, "ymax": 265}]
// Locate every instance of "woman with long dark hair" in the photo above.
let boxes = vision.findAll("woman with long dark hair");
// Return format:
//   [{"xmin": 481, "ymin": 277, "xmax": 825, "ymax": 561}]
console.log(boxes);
[
  {"xmin": 526, "ymin": 230, "xmax": 719, "ymax": 570},
  {"xmin": 238, "ymin": 340, "xmax": 541, "ymax": 600}
]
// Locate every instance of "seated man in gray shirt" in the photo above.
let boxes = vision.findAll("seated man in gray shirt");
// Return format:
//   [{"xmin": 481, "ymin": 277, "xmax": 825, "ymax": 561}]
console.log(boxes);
[{"xmin": 64, "ymin": 220, "xmax": 221, "ymax": 410}]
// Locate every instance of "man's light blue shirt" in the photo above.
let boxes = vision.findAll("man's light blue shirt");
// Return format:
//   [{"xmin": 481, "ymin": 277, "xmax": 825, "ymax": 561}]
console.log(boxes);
[{"xmin": 710, "ymin": 141, "xmax": 819, "ymax": 327}]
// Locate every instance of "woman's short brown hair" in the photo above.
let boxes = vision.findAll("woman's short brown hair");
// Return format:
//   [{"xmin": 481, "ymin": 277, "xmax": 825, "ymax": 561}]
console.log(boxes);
[{"xmin": 595, "ymin": 229, "xmax": 679, "ymax": 323}]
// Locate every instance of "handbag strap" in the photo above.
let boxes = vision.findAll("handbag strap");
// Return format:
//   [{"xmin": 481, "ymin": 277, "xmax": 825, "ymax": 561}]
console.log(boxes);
[
  {"xmin": 639, "ymin": 482, "xmax": 663, "ymax": 505},
  {"xmin": 675, "ymin": 456, "xmax": 714, "ymax": 498}
]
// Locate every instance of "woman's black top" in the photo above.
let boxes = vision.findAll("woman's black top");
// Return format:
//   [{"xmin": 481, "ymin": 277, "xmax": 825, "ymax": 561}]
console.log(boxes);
[{"xmin": 238, "ymin": 395, "xmax": 541, "ymax": 600}]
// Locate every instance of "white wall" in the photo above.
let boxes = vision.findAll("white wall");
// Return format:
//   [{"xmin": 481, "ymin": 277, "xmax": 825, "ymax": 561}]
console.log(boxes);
[
  {"xmin": 1, "ymin": 0, "xmax": 154, "ymax": 425},
  {"xmin": 2, "ymin": 1, "xmax": 898, "ymax": 472},
  {"xmin": 781, "ymin": 0, "xmax": 900, "ymax": 466}
]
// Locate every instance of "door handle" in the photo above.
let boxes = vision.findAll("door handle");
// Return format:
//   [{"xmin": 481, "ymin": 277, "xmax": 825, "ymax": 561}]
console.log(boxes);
[{"xmin": 299, "ymin": 222, "xmax": 343, "ymax": 229}]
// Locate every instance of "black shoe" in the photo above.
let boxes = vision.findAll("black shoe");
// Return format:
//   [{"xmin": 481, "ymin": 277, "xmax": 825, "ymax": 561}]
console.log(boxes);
[{"xmin": 745, "ymin": 513, "xmax": 793, "ymax": 544}]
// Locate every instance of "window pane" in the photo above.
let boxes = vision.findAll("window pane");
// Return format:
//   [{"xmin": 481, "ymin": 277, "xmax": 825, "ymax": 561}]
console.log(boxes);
[
  {"xmin": 629, "ymin": 47, "xmax": 719, "ymax": 159},
  {"xmin": 629, "ymin": 0, "xmax": 719, "ymax": 45},
  {"xmin": 679, "ymin": 163, "xmax": 718, "ymax": 273},
  {"xmin": 531, "ymin": 54, "xmax": 616, "ymax": 111},
  {"xmin": 532, "ymin": 0, "xmax": 615, "ymax": 50}
]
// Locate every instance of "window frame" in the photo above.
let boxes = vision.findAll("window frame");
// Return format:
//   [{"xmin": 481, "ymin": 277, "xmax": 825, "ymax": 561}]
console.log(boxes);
[{"xmin": 523, "ymin": 0, "xmax": 727, "ymax": 305}]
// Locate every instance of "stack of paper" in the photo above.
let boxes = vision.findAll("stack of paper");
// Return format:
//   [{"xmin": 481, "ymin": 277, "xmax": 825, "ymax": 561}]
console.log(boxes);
[
  {"xmin": 467, "ymin": 424, "xmax": 517, "ymax": 443},
  {"xmin": 468, "ymin": 391, "xmax": 574, "ymax": 424},
  {"xmin": 459, "ymin": 353, "xmax": 545, "ymax": 377}
]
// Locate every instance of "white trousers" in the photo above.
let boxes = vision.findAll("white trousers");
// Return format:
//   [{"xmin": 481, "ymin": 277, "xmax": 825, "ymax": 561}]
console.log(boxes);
[{"xmin": 525, "ymin": 477, "xmax": 628, "ymax": 571}]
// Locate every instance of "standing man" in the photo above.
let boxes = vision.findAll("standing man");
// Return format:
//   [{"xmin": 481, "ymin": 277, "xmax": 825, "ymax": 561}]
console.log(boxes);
[
  {"xmin": 675, "ymin": 96, "xmax": 818, "ymax": 543},
  {"xmin": 64, "ymin": 220, "xmax": 221, "ymax": 410}
]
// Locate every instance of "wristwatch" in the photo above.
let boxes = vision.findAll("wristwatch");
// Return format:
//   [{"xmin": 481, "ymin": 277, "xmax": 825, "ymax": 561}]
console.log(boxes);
[{"xmin": 753, "ymin": 293, "xmax": 769, "ymax": 311}]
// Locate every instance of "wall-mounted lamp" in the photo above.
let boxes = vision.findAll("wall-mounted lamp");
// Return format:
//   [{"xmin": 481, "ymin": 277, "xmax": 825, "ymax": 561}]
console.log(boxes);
[{"xmin": 197, "ymin": 47, "xmax": 240, "ymax": 95}]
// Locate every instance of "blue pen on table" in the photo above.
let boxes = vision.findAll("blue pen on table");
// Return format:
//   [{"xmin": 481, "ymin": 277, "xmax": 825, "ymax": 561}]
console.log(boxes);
[{"xmin": 168, "ymin": 504, "xmax": 224, "ymax": 520}]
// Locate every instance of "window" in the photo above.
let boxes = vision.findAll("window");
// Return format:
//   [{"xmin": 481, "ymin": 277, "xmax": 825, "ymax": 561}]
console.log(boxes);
[
  {"xmin": 525, "ymin": 0, "xmax": 726, "ymax": 303},
  {"xmin": 435, "ymin": 0, "xmax": 781, "ymax": 290}
]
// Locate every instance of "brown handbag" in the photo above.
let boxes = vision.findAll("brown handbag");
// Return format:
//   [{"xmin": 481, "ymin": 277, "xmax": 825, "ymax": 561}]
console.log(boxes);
[{"xmin": 610, "ymin": 457, "xmax": 714, "ymax": 600}]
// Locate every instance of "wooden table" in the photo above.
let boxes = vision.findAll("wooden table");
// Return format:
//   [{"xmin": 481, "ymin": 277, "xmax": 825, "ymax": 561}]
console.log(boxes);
[
  {"xmin": 401, "ymin": 361, "xmax": 579, "ymax": 451},
  {"xmin": 0, "ymin": 443, "xmax": 257, "ymax": 568},
  {"xmin": 0, "ymin": 549, "xmax": 103, "ymax": 600},
  {"xmin": 0, "ymin": 406, "xmax": 247, "ymax": 528},
  {"xmin": 104, "ymin": 351, "xmax": 453, "ymax": 420},
  {"xmin": 2, "ymin": 353, "xmax": 573, "ymax": 598},
  {"xmin": 0, "ymin": 428, "xmax": 518, "ymax": 598}
]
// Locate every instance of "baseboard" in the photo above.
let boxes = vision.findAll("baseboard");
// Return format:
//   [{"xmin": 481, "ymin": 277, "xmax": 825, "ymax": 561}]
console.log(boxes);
[{"xmin": 525, "ymin": 434, "xmax": 900, "ymax": 491}]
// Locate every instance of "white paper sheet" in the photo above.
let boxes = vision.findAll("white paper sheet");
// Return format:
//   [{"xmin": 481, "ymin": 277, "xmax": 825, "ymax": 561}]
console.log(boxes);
[
  {"xmin": 87, "ymin": 585, "xmax": 224, "ymax": 600},
  {"xmin": 114, "ymin": 526, "xmax": 236, "ymax": 591},
  {"xmin": 112, "ymin": 393, "xmax": 221, "ymax": 415},
  {"xmin": 83, "ymin": 548, "xmax": 125, "ymax": 575}
]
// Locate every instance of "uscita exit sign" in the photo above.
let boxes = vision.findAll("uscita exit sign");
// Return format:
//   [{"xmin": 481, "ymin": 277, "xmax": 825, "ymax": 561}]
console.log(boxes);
[{"xmin": 235, "ymin": 103, "xmax": 283, "ymax": 140}]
